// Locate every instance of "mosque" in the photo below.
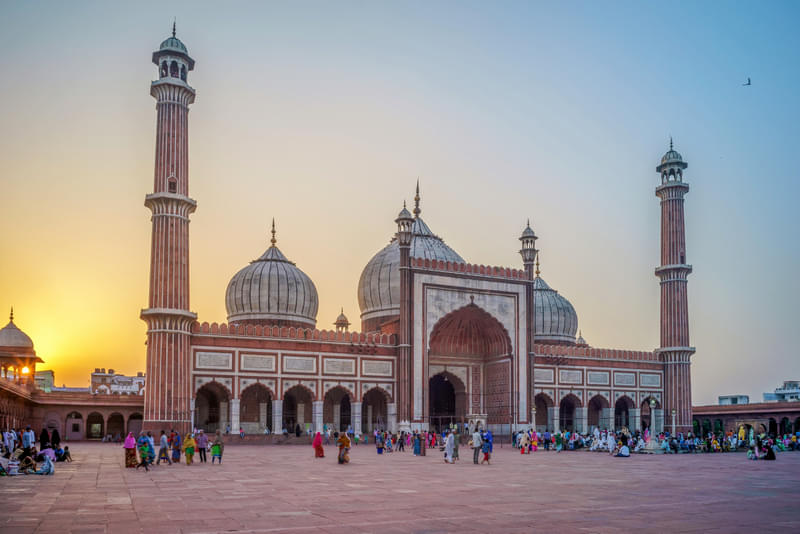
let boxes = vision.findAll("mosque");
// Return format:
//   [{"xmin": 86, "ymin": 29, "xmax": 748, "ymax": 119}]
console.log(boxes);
[{"xmin": 135, "ymin": 29, "xmax": 697, "ymax": 438}]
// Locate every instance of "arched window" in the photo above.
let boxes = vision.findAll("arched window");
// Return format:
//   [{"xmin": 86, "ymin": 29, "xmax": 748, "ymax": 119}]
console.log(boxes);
[
  {"xmin": 161, "ymin": 61, "xmax": 168, "ymax": 78},
  {"xmin": 180, "ymin": 65, "xmax": 187, "ymax": 81},
  {"xmin": 168, "ymin": 178, "xmax": 177, "ymax": 193},
  {"xmin": 170, "ymin": 61, "xmax": 179, "ymax": 77}
]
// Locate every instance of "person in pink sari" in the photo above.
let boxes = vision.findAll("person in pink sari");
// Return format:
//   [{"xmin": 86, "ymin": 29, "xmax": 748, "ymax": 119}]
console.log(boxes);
[
  {"xmin": 312, "ymin": 432, "xmax": 324, "ymax": 458},
  {"xmin": 123, "ymin": 432, "xmax": 137, "ymax": 468}
]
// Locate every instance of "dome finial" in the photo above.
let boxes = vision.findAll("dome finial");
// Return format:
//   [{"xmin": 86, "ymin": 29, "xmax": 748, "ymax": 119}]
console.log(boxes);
[
  {"xmin": 270, "ymin": 218, "xmax": 277, "ymax": 247},
  {"xmin": 669, "ymin": 136, "xmax": 673, "ymax": 151},
  {"xmin": 172, "ymin": 18, "xmax": 176, "ymax": 38},
  {"xmin": 535, "ymin": 251, "xmax": 541, "ymax": 278},
  {"xmin": 9, "ymin": 307, "xmax": 13, "ymax": 322},
  {"xmin": 413, "ymin": 179, "xmax": 421, "ymax": 218}
]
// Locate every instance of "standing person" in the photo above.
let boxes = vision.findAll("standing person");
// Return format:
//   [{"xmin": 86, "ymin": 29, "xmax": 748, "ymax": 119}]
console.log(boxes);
[
  {"xmin": 413, "ymin": 433, "xmax": 421, "ymax": 456},
  {"xmin": 295, "ymin": 424, "xmax": 302, "ymax": 437},
  {"xmin": 444, "ymin": 430, "xmax": 455, "ymax": 464},
  {"xmin": 480, "ymin": 436, "xmax": 491, "ymax": 465},
  {"xmin": 50, "ymin": 429, "xmax": 61, "ymax": 449},
  {"xmin": 421, "ymin": 431, "xmax": 427, "ymax": 456},
  {"xmin": 336, "ymin": 432, "xmax": 351, "ymax": 464},
  {"xmin": 171, "ymin": 432, "xmax": 182, "ymax": 464},
  {"xmin": 543, "ymin": 430, "xmax": 551, "ymax": 451},
  {"xmin": 555, "ymin": 431, "xmax": 563, "ymax": 452},
  {"xmin": 486, "ymin": 430, "xmax": 494, "ymax": 454},
  {"xmin": 472, "ymin": 427, "xmax": 483, "ymax": 464},
  {"xmin": 136, "ymin": 434, "xmax": 150, "ymax": 471},
  {"xmin": 196, "ymin": 430, "xmax": 208, "ymax": 463},
  {"xmin": 21, "ymin": 426, "xmax": 35, "ymax": 461},
  {"xmin": 183, "ymin": 434, "xmax": 197, "ymax": 465},
  {"xmin": 146, "ymin": 432, "xmax": 156, "ymax": 464},
  {"xmin": 239, "ymin": 427, "xmax": 245, "ymax": 439},
  {"xmin": 211, "ymin": 430, "xmax": 224, "ymax": 464},
  {"xmin": 452, "ymin": 430, "xmax": 460, "ymax": 461},
  {"xmin": 157, "ymin": 430, "xmax": 171, "ymax": 465},
  {"xmin": 123, "ymin": 432, "xmax": 137, "ymax": 468},
  {"xmin": 39, "ymin": 428, "xmax": 50, "ymax": 449},
  {"xmin": 312, "ymin": 432, "xmax": 325, "ymax": 458},
  {"xmin": 376, "ymin": 433, "xmax": 384, "ymax": 455}
]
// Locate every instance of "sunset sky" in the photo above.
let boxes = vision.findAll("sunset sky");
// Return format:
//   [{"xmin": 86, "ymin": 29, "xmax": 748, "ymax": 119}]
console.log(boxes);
[{"xmin": 0, "ymin": 1, "xmax": 798, "ymax": 404}]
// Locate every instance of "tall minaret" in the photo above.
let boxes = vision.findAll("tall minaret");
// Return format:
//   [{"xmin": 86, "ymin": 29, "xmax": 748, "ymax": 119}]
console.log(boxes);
[
  {"xmin": 141, "ymin": 25, "xmax": 197, "ymax": 434},
  {"xmin": 655, "ymin": 139, "xmax": 695, "ymax": 435},
  {"xmin": 518, "ymin": 220, "xmax": 537, "ymax": 426}
]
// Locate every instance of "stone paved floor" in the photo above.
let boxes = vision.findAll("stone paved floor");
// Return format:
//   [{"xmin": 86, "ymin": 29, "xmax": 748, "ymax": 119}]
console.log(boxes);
[{"xmin": 1, "ymin": 443, "xmax": 799, "ymax": 533}]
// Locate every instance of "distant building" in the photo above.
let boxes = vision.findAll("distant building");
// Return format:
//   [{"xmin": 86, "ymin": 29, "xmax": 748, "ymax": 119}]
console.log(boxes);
[
  {"xmin": 91, "ymin": 368, "xmax": 145, "ymax": 395},
  {"xmin": 34, "ymin": 370, "xmax": 55, "ymax": 392},
  {"xmin": 763, "ymin": 381, "xmax": 800, "ymax": 402},
  {"xmin": 718, "ymin": 394, "xmax": 749, "ymax": 405}
]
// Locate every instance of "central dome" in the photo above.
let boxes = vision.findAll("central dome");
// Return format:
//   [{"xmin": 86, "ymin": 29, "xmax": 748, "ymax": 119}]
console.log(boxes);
[
  {"xmin": 225, "ymin": 224, "xmax": 318, "ymax": 328},
  {"xmin": 0, "ymin": 310, "xmax": 34, "ymax": 349},
  {"xmin": 358, "ymin": 201, "xmax": 464, "ymax": 332},
  {"xmin": 533, "ymin": 276, "xmax": 578, "ymax": 344}
]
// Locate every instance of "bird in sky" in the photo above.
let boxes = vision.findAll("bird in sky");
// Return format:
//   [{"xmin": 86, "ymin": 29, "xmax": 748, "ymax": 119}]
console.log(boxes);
[{"xmin": 742, "ymin": 77, "xmax": 752, "ymax": 86}]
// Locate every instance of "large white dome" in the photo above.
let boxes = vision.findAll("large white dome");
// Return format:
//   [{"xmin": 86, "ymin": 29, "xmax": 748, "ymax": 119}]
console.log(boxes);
[
  {"xmin": 358, "ymin": 216, "xmax": 464, "ymax": 329},
  {"xmin": 533, "ymin": 276, "xmax": 578, "ymax": 344},
  {"xmin": 225, "ymin": 230, "xmax": 318, "ymax": 328},
  {"xmin": 0, "ymin": 310, "xmax": 34, "ymax": 349}
]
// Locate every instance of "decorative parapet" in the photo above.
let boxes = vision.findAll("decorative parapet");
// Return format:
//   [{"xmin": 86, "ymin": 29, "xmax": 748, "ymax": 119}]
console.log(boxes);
[
  {"xmin": 534, "ymin": 343, "xmax": 659, "ymax": 362},
  {"xmin": 191, "ymin": 322, "xmax": 396, "ymax": 346},
  {"xmin": 411, "ymin": 257, "xmax": 528, "ymax": 281}
]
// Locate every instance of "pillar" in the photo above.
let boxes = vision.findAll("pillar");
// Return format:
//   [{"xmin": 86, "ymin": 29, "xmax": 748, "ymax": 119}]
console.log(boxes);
[
  {"xmin": 312, "ymin": 401, "xmax": 323, "ymax": 433},
  {"xmin": 601, "ymin": 408, "xmax": 613, "ymax": 430},
  {"xmin": 297, "ymin": 403, "xmax": 306, "ymax": 428},
  {"xmin": 388, "ymin": 403, "xmax": 397, "ymax": 433},
  {"xmin": 630, "ymin": 408, "xmax": 641, "ymax": 432},
  {"xmin": 547, "ymin": 406, "xmax": 558, "ymax": 432},
  {"xmin": 333, "ymin": 403, "xmax": 341, "ymax": 432},
  {"xmin": 575, "ymin": 407, "xmax": 588, "ymax": 434},
  {"xmin": 230, "ymin": 399, "xmax": 240, "ymax": 434},
  {"xmin": 352, "ymin": 402, "xmax": 362, "ymax": 436},
  {"xmin": 272, "ymin": 399, "xmax": 283, "ymax": 433},
  {"xmin": 219, "ymin": 401, "xmax": 229, "ymax": 432},
  {"xmin": 653, "ymin": 409, "xmax": 664, "ymax": 434},
  {"xmin": 367, "ymin": 405, "xmax": 373, "ymax": 433},
  {"xmin": 259, "ymin": 402, "xmax": 268, "ymax": 431}
]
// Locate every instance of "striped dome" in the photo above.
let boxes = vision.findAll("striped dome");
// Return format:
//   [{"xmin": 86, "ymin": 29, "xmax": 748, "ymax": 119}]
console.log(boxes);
[
  {"xmin": 225, "ymin": 241, "xmax": 318, "ymax": 328},
  {"xmin": 533, "ymin": 276, "xmax": 578, "ymax": 344},
  {"xmin": 358, "ymin": 216, "xmax": 464, "ymax": 326}
]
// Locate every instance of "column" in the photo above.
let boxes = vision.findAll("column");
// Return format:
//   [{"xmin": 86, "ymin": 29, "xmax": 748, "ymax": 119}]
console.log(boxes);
[
  {"xmin": 599, "ymin": 408, "xmax": 612, "ymax": 430},
  {"xmin": 388, "ymin": 403, "xmax": 397, "ymax": 433},
  {"xmin": 312, "ymin": 401, "xmax": 323, "ymax": 433},
  {"xmin": 630, "ymin": 408, "xmax": 641, "ymax": 432},
  {"xmin": 259, "ymin": 402, "xmax": 268, "ymax": 432},
  {"xmin": 352, "ymin": 402, "xmax": 362, "ymax": 436},
  {"xmin": 219, "ymin": 401, "xmax": 229, "ymax": 432},
  {"xmin": 367, "ymin": 405, "xmax": 373, "ymax": 433},
  {"xmin": 575, "ymin": 407, "xmax": 588, "ymax": 434},
  {"xmin": 297, "ymin": 403, "xmax": 305, "ymax": 427},
  {"xmin": 230, "ymin": 399, "xmax": 240, "ymax": 434},
  {"xmin": 333, "ymin": 403, "xmax": 341, "ymax": 432},
  {"xmin": 272, "ymin": 399, "xmax": 283, "ymax": 434},
  {"xmin": 653, "ymin": 409, "xmax": 664, "ymax": 434},
  {"xmin": 547, "ymin": 406, "xmax": 559, "ymax": 432}
]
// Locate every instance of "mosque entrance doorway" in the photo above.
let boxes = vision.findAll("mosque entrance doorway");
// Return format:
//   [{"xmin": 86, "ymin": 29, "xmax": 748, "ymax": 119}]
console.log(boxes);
[
  {"xmin": 362, "ymin": 387, "xmax": 389, "ymax": 433},
  {"xmin": 323, "ymin": 386, "xmax": 353, "ymax": 432},
  {"xmin": 559, "ymin": 395, "xmax": 580, "ymax": 432},
  {"xmin": 641, "ymin": 397, "xmax": 660, "ymax": 431},
  {"xmin": 587, "ymin": 395, "xmax": 608, "ymax": 430},
  {"xmin": 283, "ymin": 385, "xmax": 313, "ymax": 433},
  {"xmin": 427, "ymin": 303, "xmax": 513, "ymax": 432},
  {"xmin": 86, "ymin": 412, "xmax": 104, "ymax": 439},
  {"xmin": 615, "ymin": 397, "xmax": 634, "ymax": 430},
  {"xmin": 240, "ymin": 383, "xmax": 272, "ymax": 434},
  {"xmin": 196, "ymin": 382, "xmax": 230, "ymax": 433},
  {"xmin": 428, "ymin": 372, "xmax": 466, "ymax": 433},
  {"xmin": 534, "ymin": 393, "xmax": 553, "ymax": 431}
]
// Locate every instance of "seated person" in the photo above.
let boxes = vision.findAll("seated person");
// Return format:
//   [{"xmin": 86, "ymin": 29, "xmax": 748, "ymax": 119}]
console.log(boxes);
[
  {"xmin": 35, "ymin": 454, "xmax": 54, "ymax": 475},
  {"xmin": 19, "ymin": 455, "xmax": 36, "ymax": 473},
  {"xmin": 660, "ymin": 439, "xmax": 671, "ymax": 453},
  {"xmin": 633, "ymin": 437, "xmax": 645, "ymax": 453},
  {"xmin": 614, "ymin": 444, "xmax": 631, "ymax": 457},
  {"xmin": 40, "ymin": 447, "xmax": 56, "ymax": 462},
  {"xmin": 55, "ymin": 446, "xmax": 72, "ymax": 462}
]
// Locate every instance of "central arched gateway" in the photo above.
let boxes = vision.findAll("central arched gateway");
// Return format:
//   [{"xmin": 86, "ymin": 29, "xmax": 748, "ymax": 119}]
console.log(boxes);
[{"xmin": 427, "ymin": 303, "xmax": 513, "ymax": 432}]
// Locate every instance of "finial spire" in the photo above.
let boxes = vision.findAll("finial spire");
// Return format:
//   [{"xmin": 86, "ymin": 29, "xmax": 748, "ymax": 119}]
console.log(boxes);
[
  {"xmin": 413, "ymin": 179, "xmax": 421, "ymax": 218},
  {"xmin": 535, "ymin": 251, "xmax": 540, "ymax": 278},
  {"xmin": 9, "ymin": 307, "xmax": 13, "ymax": 322},
  {"xmin": 526, "ymin": 218, "xmax": 531, "ymax": 228},
  {"xmin": 669, "ymin": 136, "xmax": 673, "ymax": 150},
  {"xmin": 270, "ymin": 218, "xmax": 277, "ymax": 246},
  {"xmin": 172, "ymin": 18, "xmax": 176, "ymax": 38}
]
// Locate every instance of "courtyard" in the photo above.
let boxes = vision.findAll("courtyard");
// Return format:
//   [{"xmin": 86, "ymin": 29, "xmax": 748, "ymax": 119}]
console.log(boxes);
[{"xmin": 1, "ymin": 443, "xmax": 799, "ymax": 533}]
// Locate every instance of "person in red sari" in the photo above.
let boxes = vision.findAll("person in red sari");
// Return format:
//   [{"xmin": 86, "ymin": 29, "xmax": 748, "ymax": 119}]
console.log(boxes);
[{"xmin": 312, "ymin": 432, "xmax": 324, "ymax": 458}]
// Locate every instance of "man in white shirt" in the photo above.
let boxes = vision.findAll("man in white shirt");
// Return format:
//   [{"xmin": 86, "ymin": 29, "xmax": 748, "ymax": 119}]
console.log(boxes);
[{"xmin": 471, "ymin": 428, "xmax": 482, "ymax": 464}]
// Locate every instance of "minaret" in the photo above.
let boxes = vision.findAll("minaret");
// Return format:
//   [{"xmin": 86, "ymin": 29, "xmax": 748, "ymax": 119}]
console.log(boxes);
[
  {"xmin": 141, "ymin": 25, "xmax": 197, "ymax": 434},
  {"xmin": 519, "ymin": 221, "xmax": 538, "ymax": 425},
  {"xmin": 655, "ymin": 139, "xmax": 695, "ymax": 435},
  {"xmin": 395, "ymin": 198, "xmax": 414, "ymax": 431}
]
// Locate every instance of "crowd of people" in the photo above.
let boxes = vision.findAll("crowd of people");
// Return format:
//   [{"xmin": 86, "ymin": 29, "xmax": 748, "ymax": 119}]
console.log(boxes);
[
  {"xmin": 123, "ymin": 428, "xmax": 225, "ymax": 471},
  {"xmin": 1, "ymin": 426, "xmax": 71, "ymax": 476}
]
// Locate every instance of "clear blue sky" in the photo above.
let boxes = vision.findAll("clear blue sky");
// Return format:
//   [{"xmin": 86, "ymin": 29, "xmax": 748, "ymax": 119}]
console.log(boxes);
[{"xmin": 0, "ymin": 1, "xmax": 798, "ymax": 403}]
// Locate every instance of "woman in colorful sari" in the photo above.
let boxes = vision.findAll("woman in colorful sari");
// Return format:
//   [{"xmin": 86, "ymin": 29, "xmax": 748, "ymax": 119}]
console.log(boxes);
[
  {"xmin": 336, "ymin": 432, "xmax": 351, "ymax": 464},
  {"xmin": 413, "ymin": 433, "xmax": 421, "ymax": 456},
  {"xmin": 312, "ymin": 432, "xmax": 324, "ymax": 458},
  {"xmin": 171, "ymin": 432, "xmax": 182, "ymax": 464},
  {"xmin": 123, "ymin": 432, "xmax": 137, "ymax": 468},
  {"xmin": 183, "ymin": 434, "xmax": 196, "ymax": 465}
]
